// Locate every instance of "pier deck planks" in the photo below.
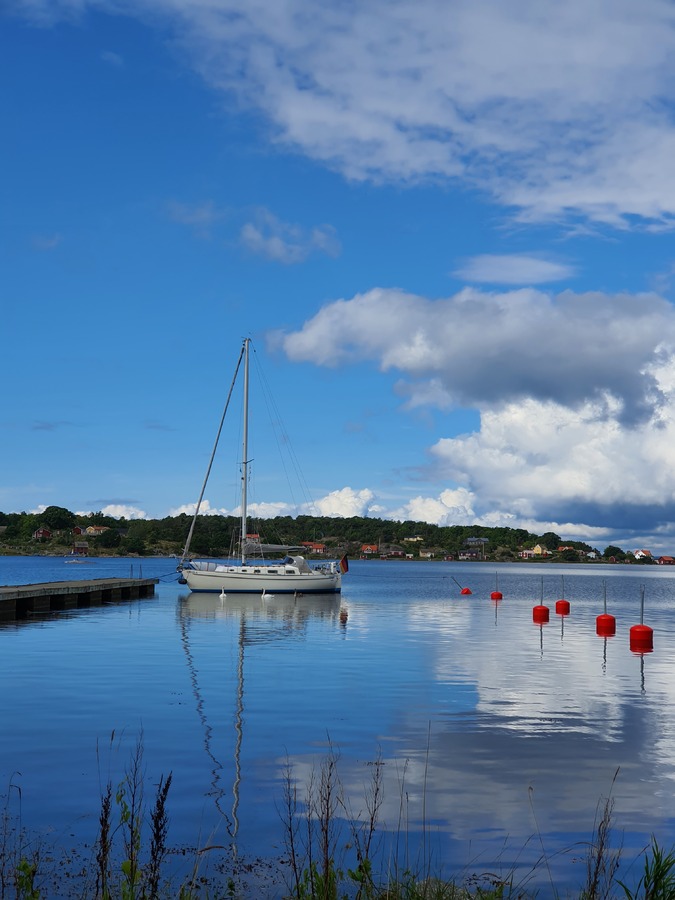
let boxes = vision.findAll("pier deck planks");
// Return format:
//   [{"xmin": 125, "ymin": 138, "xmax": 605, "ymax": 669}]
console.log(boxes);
[{"xmin": 0, "ymin": 578, "xmax": 158, "ymax": 620}]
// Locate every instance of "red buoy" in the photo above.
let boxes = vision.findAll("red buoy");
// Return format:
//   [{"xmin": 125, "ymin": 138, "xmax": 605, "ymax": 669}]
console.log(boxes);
[
  {"xmin": 630, "ymin": 623, "xmax": 653, "ymax": 653},
  {"xmin": 596, "ymin": 613, "xmax": 616, "ymax": 636},
  {"xmin": 460, "ymin": 587, "xmax": 472, "ymax": 595},
  {"xmin": 533, "ymin": 604, "xmax": 549, "ymax": 623},
  {"xmin": 491, "ymin": 590, "xmax": 503, "ymax": 600},
  {"xmin": 555, "ymin": 599, "xmax": 570, "ymax": 616}
]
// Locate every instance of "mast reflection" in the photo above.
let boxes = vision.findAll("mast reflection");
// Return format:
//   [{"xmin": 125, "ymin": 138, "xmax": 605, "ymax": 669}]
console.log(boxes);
[{"xmin": 178, "ymin": 591, "xmax": 343, "ymax": 850}]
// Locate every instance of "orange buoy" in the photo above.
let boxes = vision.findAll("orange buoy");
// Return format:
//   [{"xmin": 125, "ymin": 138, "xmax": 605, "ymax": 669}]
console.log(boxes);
[
  {"xmin": 491, "ymin": 591, "xmax": 503, "ymax": 600},
  {"xmin": 533, "ymin": 604, "xmax": 549, "ymax": 623},
  {"xmin": 630, "ymin": 585, "xmax": 653, "ymax": 653},
  {"xmin": 596, "ymin": 613, "xmax": 616, "ymax": 636},
  {"xmin": 630, "ymin": 623, "xmax": 653, "ymax": 653},
  {"xmin": 555, "ymin": 575, "xmax": 570, "ymax": 616},
  {"xmin": 451, "ymin": 575, "xmax": 471, "ymax": 595},
  {"xmin": 533, "ymin": 576, "xmax": 549, "ymax": 622}
]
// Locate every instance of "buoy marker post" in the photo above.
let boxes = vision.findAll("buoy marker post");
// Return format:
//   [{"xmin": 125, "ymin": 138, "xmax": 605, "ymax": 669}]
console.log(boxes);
[
  {"xmin": 555, "ymin": 574, "xmax": 570, "ymax": 616},
  {"xmin": 451, "ymin": 575, "xmax": 472, "ymax": 595},
  {"xmin": 630, "ymin": 585, "xmax": 653, "ymax": 654},
  {"xmin": 533, "ymin": 575, "xmax": 549, "ymax": 623},
  {"xmin": 491, "ymin": 572, "xmax": 503, "ymax": 601},
  {"xmin": 596, "ymin": 581, "xmax": 616, "ymax": 636}
]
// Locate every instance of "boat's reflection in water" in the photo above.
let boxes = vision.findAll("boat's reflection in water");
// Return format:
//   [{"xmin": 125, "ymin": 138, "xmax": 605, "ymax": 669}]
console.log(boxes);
[
  {"xmin": 177, "ymin": 591, "xmax": 345, "ymax": 852},
  {"xmin": 180, "ymin": 590, "xmax": 344, "ymax": 637}
]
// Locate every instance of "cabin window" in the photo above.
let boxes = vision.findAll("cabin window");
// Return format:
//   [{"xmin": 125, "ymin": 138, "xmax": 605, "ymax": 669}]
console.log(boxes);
[{"xmin": 254, "ymin": 569, "xmax": 261, "ymax": 574}]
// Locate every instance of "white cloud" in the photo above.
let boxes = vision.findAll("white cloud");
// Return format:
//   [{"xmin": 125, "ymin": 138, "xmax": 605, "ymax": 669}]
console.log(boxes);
[
  {"xmin": 74, "ymin": 504, "xmax": 148, "ymax": 519},
  {"xmin": 277, "ymin": 287, "xmax": 674, "ymax": 424},
  {"xmin": 100, "ymin": 504, "xmax": 147, "ymax": 519},
  {"xmin": 240, "ymin": 209, "xmax": 340, "ymax": 264},
  {"xmin": 247, "ymin": 500, "xmax": 296, "ymax": 517},
  {"xmin": 168, "ymin": 499, "xmax": 227, "ymax": 517},
  {"xmin": 274, "ymin": 288, "xmax": 675, "ymax": 548},
  {"xmin": 389, "ymin": 489, "xmax": 474, "ymax": 526},
  {"xmin": 454, "ymin": 254, "xmax": 576, "ymax": 285},
  {"xmin": 15, "ymin": 0, "xmax": 675, "ymax": 225},
  {"xmin": 169, "ymin": 488, "xmax": 378, "ymax": 522},
  {"xmin": 430, "ymin": 388, "xmax": 675, "ymax": 514},
  {"xmin": 309, "ymin": 487, "xmax": 376, "ymax": 518}
]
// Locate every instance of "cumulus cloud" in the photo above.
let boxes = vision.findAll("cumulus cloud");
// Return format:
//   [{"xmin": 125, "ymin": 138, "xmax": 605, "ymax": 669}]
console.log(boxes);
[
  {"xmin": 272, "ymin": 287, "xmax": 675, "ymax": 548},
  {"xmin": 454, "ymin": 254, "xmax": 576, "ymax": 285},
  {"xmin": 169, "ymin": 490, "xmax": 382, "ymax": 521},
  {"xmin": 99, "ymin": 504, "xmax": 148, "ymax": 519},
  {"xmin": 240, "ymin": 209, "xmax": 340, "ymax": 264},
  {"xmin": 168, "ymin": 499, "xmax": 228, "ymax": 517},
  {"xmin": 429, "ymin": 388, "xmax": 675, "ymax": 530},
  {"xmin": 13, "ymin": 0, "xmax": 675, "ymax": 225},
  {"xmin": 306, "ymin": 487, "xmax": 377, "ymax": 518},
  {"xmin": 74, "ymin": 504, "xmax": 148, "ymax": 519},
  {"xmin": 276, "ymin": 287, "xmax": 674, "ymax": 424}
]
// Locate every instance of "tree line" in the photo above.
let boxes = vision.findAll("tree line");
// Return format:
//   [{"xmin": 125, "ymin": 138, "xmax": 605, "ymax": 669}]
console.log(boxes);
[{"xmin": 0, "ymin": 505, "xmax": 641, "ymax": 561}]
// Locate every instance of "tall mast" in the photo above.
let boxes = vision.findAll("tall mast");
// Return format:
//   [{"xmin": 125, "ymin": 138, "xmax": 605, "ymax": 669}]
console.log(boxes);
[{"xmin": 240, "ymin": 338, "xmax": 250, "ymax": 565}]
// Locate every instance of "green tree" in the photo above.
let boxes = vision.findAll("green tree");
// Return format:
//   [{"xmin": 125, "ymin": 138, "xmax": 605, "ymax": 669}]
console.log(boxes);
[
  {"xmin": 40, "ymin": 505, "xmax": 76, "ymax": 530},
  {"xmin": 122, "ymin": 522, "xmax": 148, "ymax": 555},
  {"xmin": 539, "ymin": 531, "xmax": 562, "ymax": 551},
  {"xmin": 95, "ymin": 529, "xmax": 122, "ymax": 549},
  {"xmin": 603, "ymin": 545, "xmax": 626, "ymax": 560}
]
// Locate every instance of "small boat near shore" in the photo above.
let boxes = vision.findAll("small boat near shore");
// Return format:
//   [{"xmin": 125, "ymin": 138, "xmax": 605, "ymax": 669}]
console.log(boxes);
[{"xmin": 178, "ymin": 338, "xmax": 346, "ymax": 594}]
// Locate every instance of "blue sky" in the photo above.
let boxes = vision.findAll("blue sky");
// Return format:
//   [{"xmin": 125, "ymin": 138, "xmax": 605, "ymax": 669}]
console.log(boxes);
[{"xmin": 5, "ymin": 0, "xmax": 675, "ymax": 552}]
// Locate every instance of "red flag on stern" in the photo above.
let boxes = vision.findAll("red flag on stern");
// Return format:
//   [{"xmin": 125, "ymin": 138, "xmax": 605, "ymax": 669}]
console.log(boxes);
[{"xmin": 339, "ymin": 555, "xmax": 349, "ymax": 573}]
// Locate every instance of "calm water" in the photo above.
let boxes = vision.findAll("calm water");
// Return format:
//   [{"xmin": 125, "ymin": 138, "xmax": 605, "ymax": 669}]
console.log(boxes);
[{"xmin": 2, "ymin": 556, "xmax": 675, "ymax": 896}]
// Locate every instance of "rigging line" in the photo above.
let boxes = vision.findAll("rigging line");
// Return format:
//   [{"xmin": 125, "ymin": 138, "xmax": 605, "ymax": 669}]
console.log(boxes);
[
  {"xmin": 249, "ymin": 345, "xmax": 315, "ymax": 514},
  {"xmin": 179, "ymin": 341, "xmax": 247, "ymax": 568}
]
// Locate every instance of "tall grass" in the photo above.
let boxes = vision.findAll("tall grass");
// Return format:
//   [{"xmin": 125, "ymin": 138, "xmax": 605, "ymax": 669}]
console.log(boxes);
[
  {"xmin": 2, "ymin": 746, "xmax": 675, "ymax": 898},
  {"xmin": 0, "ymin": 775, "xmax": 43, "ymax": 900},
  {"xmin": 619, "ymin": 836, "xmax": 675, "ymax": 899}
]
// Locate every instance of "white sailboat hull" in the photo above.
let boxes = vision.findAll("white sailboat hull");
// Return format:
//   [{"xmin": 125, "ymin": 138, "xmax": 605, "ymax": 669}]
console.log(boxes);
[{"xmin": 182, "ymin": 557, "xmax": 341, "ymax": 594}]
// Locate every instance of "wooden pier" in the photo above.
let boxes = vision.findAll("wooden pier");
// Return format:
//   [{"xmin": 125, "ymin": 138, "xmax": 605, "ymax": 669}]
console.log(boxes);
[{"xmin": 0, "ymin": 578, "xmax": 158, "ymax": 621}]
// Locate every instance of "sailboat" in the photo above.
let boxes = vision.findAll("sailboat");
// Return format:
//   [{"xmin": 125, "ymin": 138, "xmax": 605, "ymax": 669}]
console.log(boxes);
[{"xmin": 178, "ymin": 338, "xmax": 346, "ymax": 594}]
